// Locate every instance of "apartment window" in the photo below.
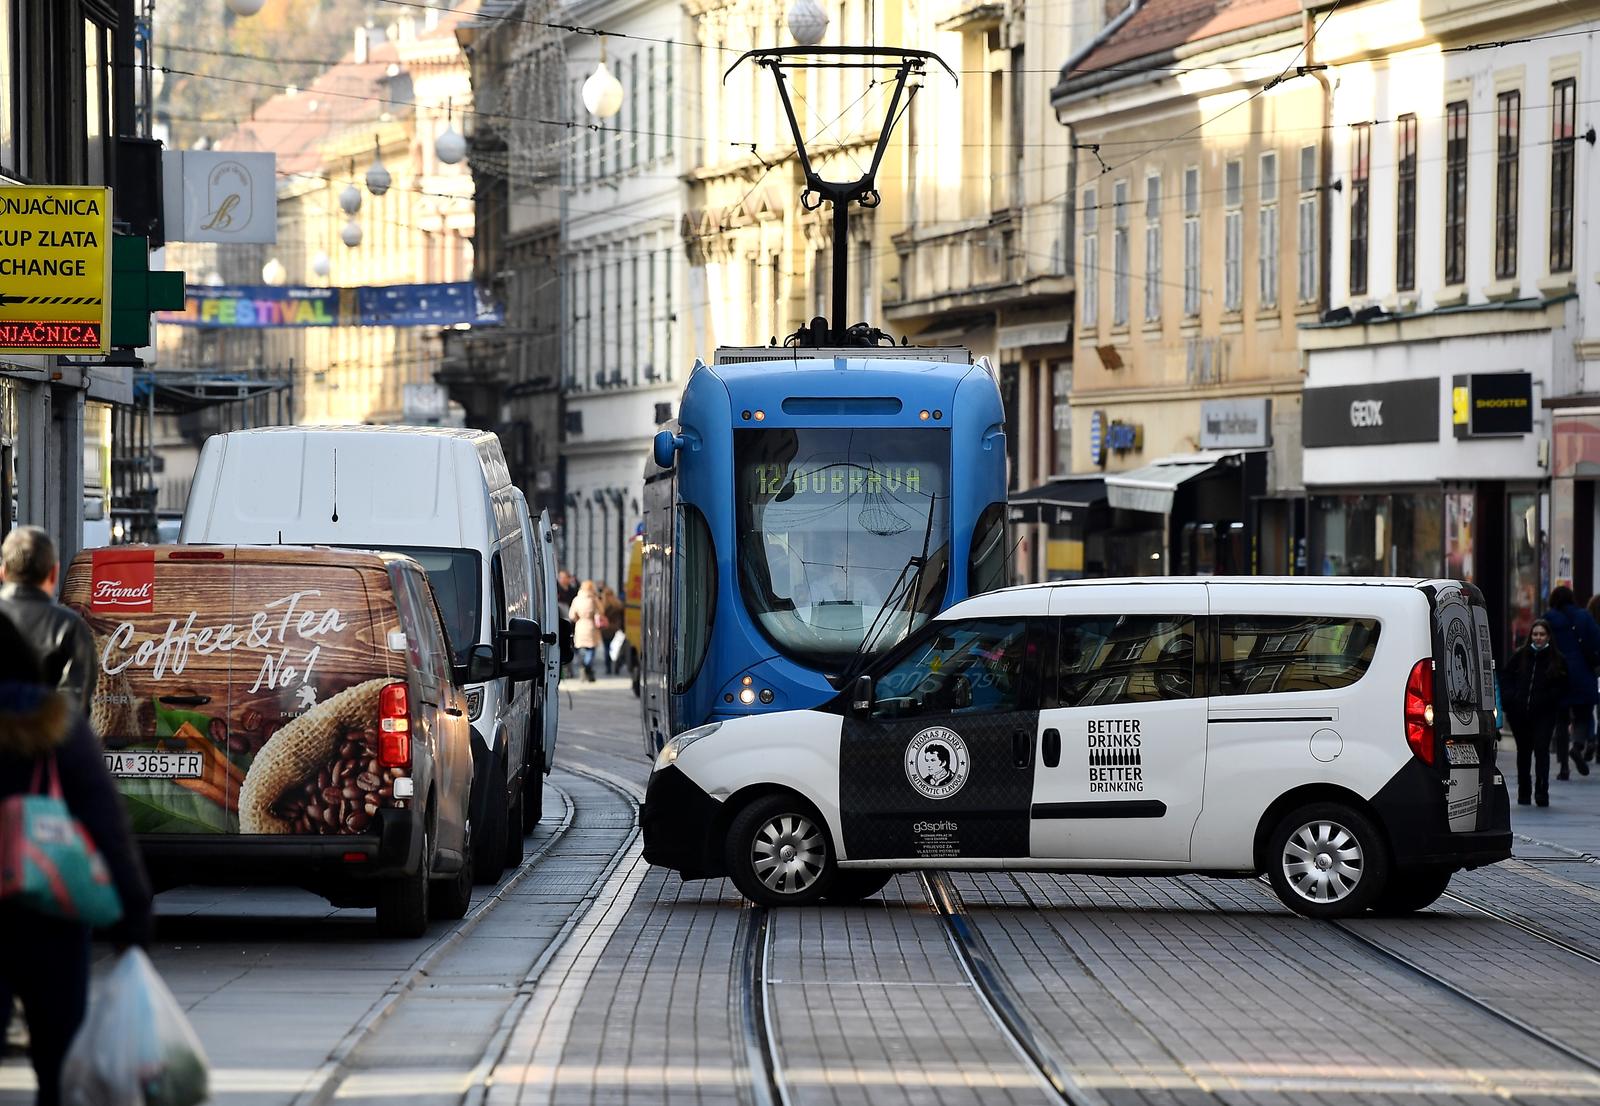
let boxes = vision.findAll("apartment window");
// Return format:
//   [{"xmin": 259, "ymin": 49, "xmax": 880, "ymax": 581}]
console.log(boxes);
[
  {"xmin": 628, "ymin": 55, "xmax": 640, "ymax": 168},
  {"xmin": 1183, "ymin": 167, "xmax": 1200, "ymax": 316},
  {"xmin": 84, "ymin": 19, "xmax": 110, "ymax": 185},
  {"xmin": 1144, "ymin": 174, "xmax": 1162, "ymax": 323},
  {"xmin": 664, "ymin": 45, "xmax": 674, "ymax": 163},
  {"xmin": 1224, "ymin": 160, "xmax": 1242, "ymax": 311},
  {"xmin": 1551, "ymin": 78, "xmax": 1576, "ymax": 274},
  {"xmin": 646, "ymin": 47, "xmax": 657, "ymax": 162},
  {"xmin": 1297, "ymin": 146, "xmax": 1317, "ymax": 303},
  {"xmin": 1112, "ymin": 180, "xmax": 1129, "ymax": 327},
  {"xmin": 1349, "ymin": 124, "xmax": 1371, "ymax": 296},
  {"xmin": 1495, "ymin": 89, "xmax": 1520, "ymax": 280},
  {"xmin": 1081, "ymin": 186, "xmax": 1099, "ymax": 328},
  {"xmin": 1258, "ymin": 152, "xmax": 1278, "ymax": 309},
  {"xmin": 631, "ymin": 255, "xmax": 642, "ymax": 380},
  {"xmin": 1445, "ymin": 101, "xmax": 1468, "ymax": 285},
  {"xmin": 1396, "ymin": 114, "xmax": 1417, "ymax": 292}
]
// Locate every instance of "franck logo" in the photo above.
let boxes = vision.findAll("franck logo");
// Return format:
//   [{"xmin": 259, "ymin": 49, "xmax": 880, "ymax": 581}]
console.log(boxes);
[{"xmin": 904, "ymin": 726, "xmax": 970, "ymax": 800}]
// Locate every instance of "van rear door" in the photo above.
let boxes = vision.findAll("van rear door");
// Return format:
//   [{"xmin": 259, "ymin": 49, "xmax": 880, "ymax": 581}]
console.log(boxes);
[
  {"xmin": 69, "ymin": 547, "xmax": 238, "ymax": 834},
  {"xmin": 1424, "ymin": 581, "xmax": 1500, "ymax": 832}
]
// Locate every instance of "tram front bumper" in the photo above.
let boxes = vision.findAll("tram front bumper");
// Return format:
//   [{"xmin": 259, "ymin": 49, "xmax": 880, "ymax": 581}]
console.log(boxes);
[{"xmin": 641, "ymin": 765, "xmax": 725, "ymax": 879}]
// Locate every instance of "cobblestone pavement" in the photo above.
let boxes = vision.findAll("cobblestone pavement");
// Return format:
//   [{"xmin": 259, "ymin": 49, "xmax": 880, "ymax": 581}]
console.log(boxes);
[{"xmin": 9, "ymin": 679, "xmax": 1600, "ymax": 1106}]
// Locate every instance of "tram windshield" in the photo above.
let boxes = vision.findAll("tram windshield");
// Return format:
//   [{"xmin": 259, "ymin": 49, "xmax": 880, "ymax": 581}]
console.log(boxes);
[{"xmin": 736, "ymin": 427, "xmax": 951, "ymax": 668}]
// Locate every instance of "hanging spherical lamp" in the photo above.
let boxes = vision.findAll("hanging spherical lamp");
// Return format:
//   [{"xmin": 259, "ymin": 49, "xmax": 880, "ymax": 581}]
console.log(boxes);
[
  {"xmin": 311, "ymin": 252, "xmax": 331, "ymax": 278},
  {"xmin": 225, "ymin": 0, "xmax": 267, "ymax": 16},
  {"xmin": 435, "ymin": 98, "xmax": 467, "ymax": 164},
  {"xmin": 339, "ymin": 181, "xmax": 363, "ymax": 215},
  {"xmin": 261, "ymin": 257, "xmax": 287, "ymax": 286},
  {"xmin": 582, "ymin": 44, "xmax": 624, "ymax": 119},
  {"xmin": 365, "ymin": 138, "xmax": 391, "ymax": 197},
  {"xmin": 787, "ymin": 0, "xmax": 829, "ymax": 46},
  {"xmin": 341, "ymin": 218, "xmax": 363, "ymax": 248}
]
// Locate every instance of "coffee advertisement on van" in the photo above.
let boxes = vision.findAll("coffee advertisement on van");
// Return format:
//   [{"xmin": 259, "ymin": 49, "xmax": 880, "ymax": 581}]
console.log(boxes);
[{"xmin": 68, "ymin": 549, "xmax": 408, "ymax": 838}]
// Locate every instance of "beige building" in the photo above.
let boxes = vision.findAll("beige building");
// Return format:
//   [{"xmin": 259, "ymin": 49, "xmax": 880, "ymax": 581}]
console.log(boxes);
[
  {"xmin": 885, "ymin": 0, "xmax": 1080, "ymax": 582},
  {"xmin": 1052, "ymin": 0, "xmax": 1322, "ymax": 577}
]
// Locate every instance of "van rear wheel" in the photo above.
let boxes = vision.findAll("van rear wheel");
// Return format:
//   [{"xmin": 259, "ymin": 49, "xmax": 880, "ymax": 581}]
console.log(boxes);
[
  {"xmin": 1370, "ymin": 866, "xmax": 1452, "ymax": 915},
  {"xmin": 725, "ymin": 794, "xmax": 835, "ymax": 907},
  {"xmin": 1266, "ymin": 802, "xmax": 1389, "ymax": 919}
]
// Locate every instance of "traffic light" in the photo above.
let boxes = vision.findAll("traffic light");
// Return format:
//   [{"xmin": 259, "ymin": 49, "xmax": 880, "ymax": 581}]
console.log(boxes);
[{"xmin": 110, "ymin": 235, "xmax": 185, "ymax": 349}]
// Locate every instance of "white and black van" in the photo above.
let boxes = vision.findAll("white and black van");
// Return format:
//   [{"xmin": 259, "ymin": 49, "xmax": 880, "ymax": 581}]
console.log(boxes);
[
  {"xmin": 181, "ymin": 426, "xmax": 559, "ymax": 883},
  {"xmin": 641, "ymin": 578, "xmax": 1513, "ymax": 918}
]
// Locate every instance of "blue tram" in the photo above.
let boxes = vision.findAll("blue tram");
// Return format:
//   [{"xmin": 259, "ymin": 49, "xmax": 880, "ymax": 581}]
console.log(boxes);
[{"xmin": 640, "ymin": 344, "xmax": 1008, "ymax": 755}]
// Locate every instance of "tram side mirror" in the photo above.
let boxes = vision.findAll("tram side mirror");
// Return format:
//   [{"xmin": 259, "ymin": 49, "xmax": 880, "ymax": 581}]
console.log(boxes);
[
  {"xmin": 851, "ymin": 675, "xmax": 874, "ymax": 713},
  {"xmin": 653, "ymin": 430, "xmax": 684, "ymax": 470}
]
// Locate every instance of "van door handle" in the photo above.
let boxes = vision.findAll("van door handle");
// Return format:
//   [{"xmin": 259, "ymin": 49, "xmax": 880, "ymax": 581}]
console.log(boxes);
[
  {"xmin": 1012, "ymin": 729, "xmax": 1031, "ymax": 769},
  {"xmin": 1042, "ymin": 728, "xmax": 1061, "ymax": 768},
  {"xmin": 444, "ymin": 706, "xmax": 464, "ymax": 717},
  {"xmin": 158, "ymin": 694, "xmax": 210, "ymax": 707}
]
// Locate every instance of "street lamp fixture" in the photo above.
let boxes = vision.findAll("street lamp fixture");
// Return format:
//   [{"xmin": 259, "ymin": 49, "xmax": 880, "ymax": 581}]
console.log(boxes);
[
  {"xmin": 224, "ymin": 0, "xmax": 266, "ymax": 15},
  {"xmin": 786, "ymin": 0, "xmax": 829, "ymax": 46},
  {"xmin": 366, "ymin": 138, "xmax": 391, "ymax": 197},
  {"xmin": 261, "ymin": 257, "xmax": 287, "ymax": 286},
  {"xmin": 435, "ymin": 99, "xmax": 467, "ymax": 164},
  {"xmin": 582, "ymin": 41, "xmax": 624, "ymax": 119},
  {"xmin": 341, "ymin": 218, "xmax": 363, "ymax": 248},
  {"xmin": 311, "ymin": 253, "xmax": 331, "ymax": 279}
]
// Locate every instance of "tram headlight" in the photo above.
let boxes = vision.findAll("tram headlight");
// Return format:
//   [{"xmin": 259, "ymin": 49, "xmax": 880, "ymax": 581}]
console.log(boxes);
[
  {"xmin": 656, "ymin": 722, "xmax": 722, "ymax": 769},
  {"xmin": 739, "ymin": 687, "xmax": 757, "ymax": 705}
]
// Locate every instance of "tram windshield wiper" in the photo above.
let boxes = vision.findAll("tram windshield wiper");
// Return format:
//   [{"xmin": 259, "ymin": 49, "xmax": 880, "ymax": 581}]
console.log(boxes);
[{"xmin": 833, "ymin": 493, "xmax": 941, "ymax": 688}]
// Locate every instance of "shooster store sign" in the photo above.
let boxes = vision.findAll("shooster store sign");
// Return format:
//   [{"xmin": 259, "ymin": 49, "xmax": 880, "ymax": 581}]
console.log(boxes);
[{"xmin": 0, "ymin": 185, "xmax": 112, "ymax": 354}]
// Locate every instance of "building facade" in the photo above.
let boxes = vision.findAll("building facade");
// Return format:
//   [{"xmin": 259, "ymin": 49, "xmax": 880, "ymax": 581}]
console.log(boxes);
[
  {"xmin": 0, "ymin": 0, "xmax": 142, "ymax": 562},
  {"xmin": 886, "ymin": 0, "xmax": 1080, "ymax": 583},
  {"xmin": 1052, "ymin": 0, "xmax": 1320, "ymax": 580},
  {"xmin": 1301, "ymin": 0, "xmax": 1596, "ymax": 653}
]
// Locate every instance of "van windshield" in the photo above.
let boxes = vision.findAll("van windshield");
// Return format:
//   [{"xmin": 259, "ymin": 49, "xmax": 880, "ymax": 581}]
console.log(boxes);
[{"xmin": 344, "ymin": 546, "xmax": 481, "ymax": 661}]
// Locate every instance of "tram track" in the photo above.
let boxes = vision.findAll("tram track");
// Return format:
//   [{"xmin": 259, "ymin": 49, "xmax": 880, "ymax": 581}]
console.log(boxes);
[{"xmin": 293, "ymin": 763, "xmax": 645, "ymax": 1106}]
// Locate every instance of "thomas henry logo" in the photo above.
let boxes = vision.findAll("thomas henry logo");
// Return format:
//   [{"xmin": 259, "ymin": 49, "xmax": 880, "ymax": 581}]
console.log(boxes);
[
  {"xmin": 89, "ymin": 549, "xmax": 154, "ymax": 612},
  {"xmin": 904, "ymin": 726, "xmax": 970, "ymax": 800}
]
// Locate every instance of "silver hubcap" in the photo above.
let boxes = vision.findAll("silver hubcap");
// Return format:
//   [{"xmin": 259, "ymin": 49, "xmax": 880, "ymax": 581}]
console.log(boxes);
[
  {"xmin": 751, "ymin": 813, "xmax": 826, "ymax": 894},
  {"xmin": 1283, "ymin": 819, "xmax": 1364, "ymax": 903}
]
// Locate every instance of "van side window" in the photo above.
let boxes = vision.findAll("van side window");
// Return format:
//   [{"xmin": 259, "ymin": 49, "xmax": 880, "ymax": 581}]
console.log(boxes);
[
  {"xmin": 871, "ymin": 620, "xmax": 1036, "ymax": 720},
  {"xmin": 388, "ymin": 566, "xmax": 429, "ymax": 677},
  {"xmin": 1217, "ymin": 616, "xmax": 1380, "ymax": 696},
  {"xmin": 1058, "ymin": 616, "xmax": 1196, "ymax": 705},
  {"xmin": 491, "ymin": 552, "xmax": 508, "ymax": 633}
]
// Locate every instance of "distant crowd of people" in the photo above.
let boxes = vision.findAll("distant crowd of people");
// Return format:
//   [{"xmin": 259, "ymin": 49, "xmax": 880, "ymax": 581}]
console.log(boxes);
[
  {"xmin": 557, "ymin": 569, "xmax": 626, "ymax": 683},
  {"xmin": 1502, "ymin": 585, "xmax": 1600, "ymax": 807}
]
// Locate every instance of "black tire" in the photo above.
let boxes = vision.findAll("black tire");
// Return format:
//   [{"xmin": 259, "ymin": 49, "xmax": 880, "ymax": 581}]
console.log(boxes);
[
  {"xmin": 377, "ymin": 819, "xmax": 431, "ymax": 937},
  {"xmin": 1265, "ymin": 801, "xmax": 1390, "ymax": 919},
  {"xmin": 472, "ymin": 770, "xmax": 508, "ymax": 884},
  {"xmin": 431, "ymin": 827, "xmax": 473, "ymax": 921},
  {"xmin": 504, "ymin": 783, "xmax": 525, "ymax": 869},
  {"xmin": 523, "ymin": 747, "xmax": 544, "ymax": 832},
  {"xmin": 724, "ymin": 793, "xmax": 835, "ymax": 907},
  {"xmin": 1369, "ymin": 866, "xmax": 1452, "ymax": 915},
  {"xmin": 823, "ymin": 871, "xmax": 895, "ymax": 904}
]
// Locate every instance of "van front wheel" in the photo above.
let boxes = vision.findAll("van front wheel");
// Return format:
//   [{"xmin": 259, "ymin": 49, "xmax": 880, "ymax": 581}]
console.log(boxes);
[
  {"xmin": 725, "ymin": 795, "xmax": 835, "ymax": 907},
  {"xmin": 1266, "ymin": 802, "xmax": 1389, "ymax": 919},
  {"xmin": 378, "ymin": 820, "xmax": 432, "ymax": 937},
  {"xmin": 473, "ymin": 767, "xmax": 508, "ymax": 883}
]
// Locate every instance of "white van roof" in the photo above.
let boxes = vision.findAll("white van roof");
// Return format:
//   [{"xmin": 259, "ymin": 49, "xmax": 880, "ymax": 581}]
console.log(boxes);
[
  {"xmin": 938, "ymin": 576, "xmax": 1436, "ymax": 621},
  {"xmin": 181, "ymin": 425, "xmax": 513, "ymax": 548}
]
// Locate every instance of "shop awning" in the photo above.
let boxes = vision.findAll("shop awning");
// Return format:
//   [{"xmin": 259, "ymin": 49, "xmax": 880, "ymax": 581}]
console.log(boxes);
[
  {"xmin": 1104, "ymin": 452, "xmax": 1239, "ymax": 514},
  {"xmin": 1007, "ymin": 475, "xmax": 1104, "ymax": 525}
]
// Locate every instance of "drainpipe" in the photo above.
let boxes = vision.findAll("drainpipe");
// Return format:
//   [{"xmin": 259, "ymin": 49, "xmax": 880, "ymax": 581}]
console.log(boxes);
[{"xmin": 1305, "ymin": 6, "xmax": 1334, "ymax": 317}]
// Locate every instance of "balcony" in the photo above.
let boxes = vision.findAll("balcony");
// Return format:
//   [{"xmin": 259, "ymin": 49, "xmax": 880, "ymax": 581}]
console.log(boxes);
[{"xmin": 885, "ymin": 211, "xmax": 1067, "ymax": 325}]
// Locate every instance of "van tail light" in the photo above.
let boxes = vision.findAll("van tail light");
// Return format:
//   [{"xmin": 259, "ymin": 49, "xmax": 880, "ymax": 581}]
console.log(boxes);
[
  {"xmin": 1404, "ymin": 658, "xmax": 1436, "ymax": 766},
  {"xmin": 378, "ymin": 681, "xmax": 411, "ymax": 769}
]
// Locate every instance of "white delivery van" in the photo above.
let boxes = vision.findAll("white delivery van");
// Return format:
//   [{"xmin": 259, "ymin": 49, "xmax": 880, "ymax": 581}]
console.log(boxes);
[
  {"xmin": 181, "ymin": 425, "xmax": 555, "ymax": 882},
  {"xmin": 509, "ymin": 488, "xmax": 563, "ymax": 831},
  {"xmin": 641, "ymin": 577, "xmax": 1513, "ymax": 918}
]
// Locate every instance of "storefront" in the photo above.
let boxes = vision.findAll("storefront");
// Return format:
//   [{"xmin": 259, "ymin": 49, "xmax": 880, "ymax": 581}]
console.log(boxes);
[{"xmin": 1302, "ymin": 367, "xmax": 1545, "ymax": 658}]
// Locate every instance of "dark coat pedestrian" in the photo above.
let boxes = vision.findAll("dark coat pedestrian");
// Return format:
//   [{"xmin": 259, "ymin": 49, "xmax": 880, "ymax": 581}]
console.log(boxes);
[
  {"xmin": 0, "ymin": 527, "xmax": 97, "ymax": 716},
  {"xmin": 0, "ymin": 612, "xmax": 152, "ymax": 1106},
  {"xmin": 1542, "ymin": 586, "xmax": 1600, "ymax": 776},
  {"xmin": 1502, "ymin": 619, "xmax": 1567, "ymax": 806}
]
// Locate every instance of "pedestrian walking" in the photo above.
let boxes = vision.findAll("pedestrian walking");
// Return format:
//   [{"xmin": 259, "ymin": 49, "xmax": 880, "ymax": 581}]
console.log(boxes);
[
  {"xmin": 556, "ymin": 569, "xmax": 578, "ymax": 610},
  {"xmin": 0, "ymin": 527, "xmax": 97, "ymax": 717},
  {"xmin": 600, "ymin": 584, "xmax": 624, "ymax": 676},
  {"xmin": 1501, "ymin": 619, "xmax": 1567, "ymax": 807},
  {"xmin": 1541, "ymin": 585, "xmax": 1600, "ymax": 779},
  {"xmin": 0, "ymin": 613, "xmax": 152, "ymax": 1106},
  {"xmin": 569, "ymin": 580, "xmax": 601, "ymax": 683}
]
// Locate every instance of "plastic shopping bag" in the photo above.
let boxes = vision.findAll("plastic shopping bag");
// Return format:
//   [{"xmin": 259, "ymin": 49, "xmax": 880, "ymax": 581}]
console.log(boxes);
[
  {"xmin": 62, "ymin": 948, "xmax": 210, "ymax": 1106},
  {"xmin": 609, "ymin": 632, "xmax": 626, "ymax": 664}
]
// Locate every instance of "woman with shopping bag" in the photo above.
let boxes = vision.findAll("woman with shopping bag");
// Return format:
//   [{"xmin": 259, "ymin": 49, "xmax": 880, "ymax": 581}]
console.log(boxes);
[{"xmin": 0, "ymin": 612, "xmax": 151, "ymax": 1106}]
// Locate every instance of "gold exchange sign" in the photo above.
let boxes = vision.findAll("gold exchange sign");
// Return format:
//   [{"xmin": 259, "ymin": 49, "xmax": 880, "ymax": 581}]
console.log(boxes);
[{"xmin": 0, "ymin": 185, "xmax": 111, "ymax": 355}]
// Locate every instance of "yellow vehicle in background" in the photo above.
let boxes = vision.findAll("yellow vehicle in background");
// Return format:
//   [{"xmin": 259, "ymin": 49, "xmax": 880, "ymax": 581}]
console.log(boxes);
[{"xmin": 624, "ymin": 534, "xmax": 643, "ymax": 696}]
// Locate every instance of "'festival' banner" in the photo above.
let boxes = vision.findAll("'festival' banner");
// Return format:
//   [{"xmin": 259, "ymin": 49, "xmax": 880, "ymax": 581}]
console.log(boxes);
[{"xmin": 159, "ymin": 281, "xmax": 503, "ymax": 328}]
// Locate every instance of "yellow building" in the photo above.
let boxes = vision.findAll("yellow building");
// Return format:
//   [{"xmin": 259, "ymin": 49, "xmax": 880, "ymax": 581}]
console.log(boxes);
[{"xmin": 1051, "ymin": 0, "xmax": 1323, "ymax": 576}]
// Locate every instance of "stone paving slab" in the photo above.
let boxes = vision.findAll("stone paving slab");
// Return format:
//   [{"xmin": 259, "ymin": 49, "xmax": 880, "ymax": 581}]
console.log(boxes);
[{"xmin": 955, "ymin": 871, "xmax": 1600, "ymax": 1104}]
